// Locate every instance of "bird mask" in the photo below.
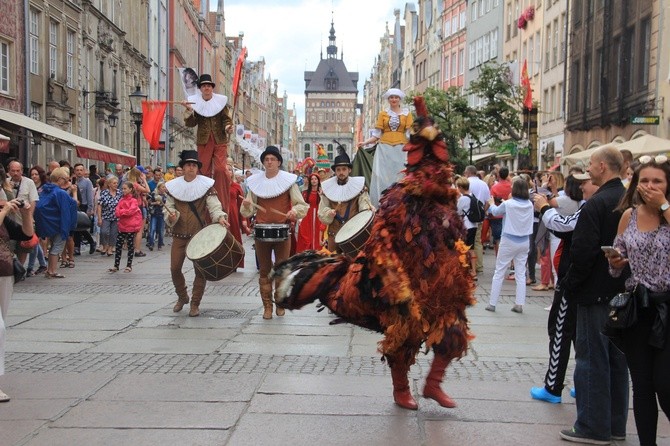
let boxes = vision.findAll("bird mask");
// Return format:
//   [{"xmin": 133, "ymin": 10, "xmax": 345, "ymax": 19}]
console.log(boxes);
[{"xmin": 403, "ymin": 96, "xmax": 449, "ymax": 166}]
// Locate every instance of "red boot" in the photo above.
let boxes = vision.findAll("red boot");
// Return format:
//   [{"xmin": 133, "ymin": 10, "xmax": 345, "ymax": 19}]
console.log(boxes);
[
  {"xmin": 423, "ymin": 354, "xmax": 456, "ymax": 408},
  {"xmin": 391, "ymin": 365, "xmax": 418, "ymax": 410}
]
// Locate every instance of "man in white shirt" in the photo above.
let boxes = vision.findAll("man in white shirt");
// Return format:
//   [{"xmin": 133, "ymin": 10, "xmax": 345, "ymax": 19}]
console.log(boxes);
[
  {"xmin": 7, "ymin": 159, "xmax": 39, "ymax": 263},
  {"xmin": 464, "ymin": 165, "xmax": 490, "ymax": 272}
]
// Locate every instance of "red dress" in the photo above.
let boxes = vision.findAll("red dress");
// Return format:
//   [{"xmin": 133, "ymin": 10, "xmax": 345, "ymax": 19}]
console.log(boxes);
[
  {"xmin": 228, "ymin": 181, "xmax": 245, "ymax": 268},
  {"xmin": 296, "ymin": 191, "xmax": 322, "ymax": 252}
]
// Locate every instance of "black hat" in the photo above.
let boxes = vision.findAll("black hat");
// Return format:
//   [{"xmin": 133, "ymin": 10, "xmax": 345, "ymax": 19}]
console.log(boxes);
[
  {"xmin": 178, "ymin": 150, "xmax": 202, "ymax": 168},
  {"xmin": 331, "ymin": 146, "xmax": 352, "ymax": 169},
  {"xmin": 260, "ymin": 146, "xmax": 283, "ymax": 165},
  {"xmin": 197, "ymin": 74, "xmax": 215, "ymax": 88}
]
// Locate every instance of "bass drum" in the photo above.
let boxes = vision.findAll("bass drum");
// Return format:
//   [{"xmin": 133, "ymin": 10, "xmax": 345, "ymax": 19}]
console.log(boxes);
[
  {"xmin": 334, "ymin": 209, "xmax": 374, "ymax": 258},
  {"xmin": 186, "ymin": 224, "xmax": 244, "ymax": 281}
]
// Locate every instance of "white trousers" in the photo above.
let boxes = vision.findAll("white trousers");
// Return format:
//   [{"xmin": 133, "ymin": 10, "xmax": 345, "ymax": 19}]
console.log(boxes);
[
  {"xmin": 489, "ymin": 236, "xmax": 530, "ymax": 307},
  {"xmin": 0, "ymin": 276, "xmax": 14, "ymax": 375}
]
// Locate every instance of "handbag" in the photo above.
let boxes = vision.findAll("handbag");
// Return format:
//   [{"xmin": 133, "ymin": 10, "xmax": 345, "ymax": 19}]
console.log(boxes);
[
  {"xmin": 13, "ymin": 257, "xmax": 26, "ymax": 283},
  {"xmin": 74, "ymin": 211, "xmax": 92, "ymax": 232},
  {"xmin": 606, "ymin": 291, "xmax": 637, "ymax": 330}
]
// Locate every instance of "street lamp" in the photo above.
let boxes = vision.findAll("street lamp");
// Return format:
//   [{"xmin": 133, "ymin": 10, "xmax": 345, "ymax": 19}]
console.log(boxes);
[
  {"xmin": 469, "ymin": 141, "xmax": 474, "ymax": 165},
  {"xmin": 128, "ymin": 86, "xmax": 147, "ymax": 166}
]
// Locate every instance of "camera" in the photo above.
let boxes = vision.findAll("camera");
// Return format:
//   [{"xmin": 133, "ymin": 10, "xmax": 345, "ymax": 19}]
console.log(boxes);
[{"xmin": 16, "ymin": 199, "xmax": 25, "ymax": 208}]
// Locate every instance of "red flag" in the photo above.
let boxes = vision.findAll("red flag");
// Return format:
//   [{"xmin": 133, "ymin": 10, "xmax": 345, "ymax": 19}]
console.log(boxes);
[
  {"xmin": 141, "ymin": 101, "xmax": 167, "ymax": 150},
  {"xmin": 232, "ymin": 47, "xmax": 247, "ymax": 108},
  {"xmin": 521, "ymin": 59, "xmax": 533, "ymax": 110}
]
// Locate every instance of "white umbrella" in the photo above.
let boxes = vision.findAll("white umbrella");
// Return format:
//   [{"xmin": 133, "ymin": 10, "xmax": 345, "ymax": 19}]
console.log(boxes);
[{"xmin": 561, "ymin": 134, "xmax": 670, "ymax": 167}]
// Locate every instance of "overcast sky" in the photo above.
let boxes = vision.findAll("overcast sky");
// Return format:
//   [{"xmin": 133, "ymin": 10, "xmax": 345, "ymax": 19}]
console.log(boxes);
[{"xmin": 217, "ymin": 0, "xmax": 403, "ymax": 126}]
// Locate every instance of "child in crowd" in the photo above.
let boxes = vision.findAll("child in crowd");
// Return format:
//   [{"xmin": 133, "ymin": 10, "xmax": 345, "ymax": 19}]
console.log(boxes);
[
  {"xmin": 110, "ymin": 182, "xmax": 143, "ymax": 273},
  {"xmin": 147, "ymin": 181, "xmax": 167, "ymax": 251}
]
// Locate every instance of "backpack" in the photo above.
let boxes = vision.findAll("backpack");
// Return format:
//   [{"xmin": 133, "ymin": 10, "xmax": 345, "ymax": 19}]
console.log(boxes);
[{"xmin": 465, "ymin": 194, "xmax": 486, "ymax": 223}]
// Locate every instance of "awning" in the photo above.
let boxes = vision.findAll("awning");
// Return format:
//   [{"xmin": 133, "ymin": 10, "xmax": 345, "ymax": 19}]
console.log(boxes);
[
  {"xmin": 471, "ymin": 151, "xmax": 497, "ymax": 163},
  {"xmin": 0, "ymin": 108, "xmax": 136, "ymax": 166}
]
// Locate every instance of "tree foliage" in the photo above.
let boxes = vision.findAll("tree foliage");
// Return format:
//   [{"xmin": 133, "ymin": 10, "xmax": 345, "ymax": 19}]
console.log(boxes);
[{"xmin": 408, "ymin": 62, "xmax": 527, "ymax": 169}]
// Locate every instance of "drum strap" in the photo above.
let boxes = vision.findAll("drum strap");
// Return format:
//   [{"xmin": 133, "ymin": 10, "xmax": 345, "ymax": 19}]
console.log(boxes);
[
  {"xmin": 334, "ymin": 201, "xmax": 354, "ymax": 224},
  {"xmin": 187, "ymin": 201, "xmax": 206, "ymax": 229}
]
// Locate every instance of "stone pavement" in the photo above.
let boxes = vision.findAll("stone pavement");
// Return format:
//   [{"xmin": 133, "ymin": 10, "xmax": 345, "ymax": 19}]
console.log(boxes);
[{"xmin": 1, "ymin": 236, "xmax": 668, "ymax": 445}]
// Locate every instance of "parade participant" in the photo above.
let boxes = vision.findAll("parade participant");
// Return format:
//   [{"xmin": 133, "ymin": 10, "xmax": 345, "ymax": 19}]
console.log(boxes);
[
  {"xmin": 296, "ymin": 173, "xmax": 322, "ymax": 253},
  {"xmin": 164, "ymin": 150, "xmax": 229, "ymax": 317},
  {"xmin": 240, "ymin": 146, "xmax": 307, "ymax": 319},
  {"xmin": 318, "ymin": 150, "xmax": 373, "ymax": 253},
  {"xmin": 109, "ymin": 182, "xmax": 142, "ymax": 274},
  {"xmin": 226, "ymin": 163, "xmax": 247, "ymax": 269},
  {"xmin": 182, "ymin": 73, "xmax": 234, "ymax": 211},
  {"xmin": 357, "ymin": 88, "xmax": 414, "ymax": 206}
]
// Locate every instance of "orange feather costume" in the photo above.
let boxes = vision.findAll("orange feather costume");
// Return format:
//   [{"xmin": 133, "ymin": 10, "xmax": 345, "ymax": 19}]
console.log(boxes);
[{"xmin": 272, "ymin": 96, "xmax": 476, "ymax": 410}]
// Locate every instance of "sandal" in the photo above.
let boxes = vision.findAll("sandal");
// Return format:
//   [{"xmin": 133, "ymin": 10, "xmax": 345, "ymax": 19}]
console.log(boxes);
[
  {"xmin": 108, "ymin": 267, "xmax": 119, "ymax": 273},
  {"xmin": 45, "ymin": 271, "xmax": 65, "ymax": 279},
  {"xmin": 67, "ymin": 261, "xmax": 75, "ymax": 268},
  {"xmin": 532, "ymin": 284, "xmax": 550, "ymax": 291},
  {"xmin": 60, "ymin": 260, "xmax": 69, "ymax": 268},
  {"xmin": 124, "ymin": 266, "xmax": 132, "ymax": 273}
]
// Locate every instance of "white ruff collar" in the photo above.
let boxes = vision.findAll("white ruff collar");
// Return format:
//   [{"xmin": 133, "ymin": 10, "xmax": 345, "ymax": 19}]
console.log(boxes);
[
  {"xmin": 247, "ymin": 170, "xmax": 297, "ymax": 199},
  {"xmin": 188, "ymin": 93, "xmax": 228, "ymax": 117},
  {"xmin": 322, "ymin": 176, "xmax": 365, "ymax": 203},
  {"xmin": 166, "ymin": 175, "xmax": 214, "ymax": 201},
  {"xmin": 384, "ymin": 106, "xmax": 410, "ymax": 116}
]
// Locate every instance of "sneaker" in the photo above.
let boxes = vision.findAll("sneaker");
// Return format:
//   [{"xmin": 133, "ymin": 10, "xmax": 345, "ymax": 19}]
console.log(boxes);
[
  {"xmin": 34, "ymin": 266, "xmax": 47, "ymax": 275},
  {"xmin": 611, "ymin": 434, "xmax": 625, "ymax": 441},
  {"xmin": 511, "ymin": 305, "xmax": 523, "ymax": 313},
  {"xmin": 530, "ymin": 386, "xmax": 561, "ymax": 404},
  {"xmin": 73, "ymin": 249, "xmax": 81, "ymax": 256},
  {"xmin": 26, "ymin": 269, "xmax": 34, "ymax": 277},
  {"xmin": 89, "ymin": 241, "xmax": 97, "ymax": 254},
  {"xmin": 0, "ymin": 388, "xmax": 9, "ymax": 402},
  {"xmin": 147, "ymin": 245, "xmax": 154, "ymax": 251},
  {"xmin": 570, "ymin": 387, "xmax": 576, "ymax": 398},
  {"xmin": 559, "ymin": 428, "xmax": 610, "ymax": 444},
  {"xmin": 485, "ymin": 305, "xmax": 496, "ymax": 312}
]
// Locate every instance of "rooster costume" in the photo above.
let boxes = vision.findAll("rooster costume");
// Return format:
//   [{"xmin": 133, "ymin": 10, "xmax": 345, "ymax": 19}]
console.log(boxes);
[{"xmin": 272, "ymin": 97, "xmax": 476, "ymax": 410}]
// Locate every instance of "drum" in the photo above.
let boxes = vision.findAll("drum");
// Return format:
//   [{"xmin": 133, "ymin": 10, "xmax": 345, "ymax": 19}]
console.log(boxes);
[
  {"xmin": 254, "ymin": 223, "xmax": 290, "ymax": 242},
  {"xmin": 334, "ymin": 210, "xmax": 374, "ymax": 258},
  {"xmin": 186, "ymin": 224, "xmax": 244, "ymax": 281}
]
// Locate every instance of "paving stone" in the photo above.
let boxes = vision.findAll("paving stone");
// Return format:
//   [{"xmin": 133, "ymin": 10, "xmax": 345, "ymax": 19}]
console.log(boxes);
[{"xmin": 23, "ymin": 428, "xmax": 230, "ymax": 446}]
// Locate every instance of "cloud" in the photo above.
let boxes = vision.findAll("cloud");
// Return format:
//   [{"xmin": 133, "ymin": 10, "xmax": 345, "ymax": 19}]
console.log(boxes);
[{"xmin": 219, "ymin": 0, "xmax": 400, "ymax": 126}]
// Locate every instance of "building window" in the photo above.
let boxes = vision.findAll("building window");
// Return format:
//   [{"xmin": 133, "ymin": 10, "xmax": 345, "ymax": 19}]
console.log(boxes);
[
  {"xmin": 639, "ymin": 18, "xmax": 651, "ymax": 89},
  {"xmin": 66, "ymin": 30, "xmax": 75, "ymax": 88},
  {"xmin": 468, "ymin": 43, "xmax": 475, "ymax": 69},
  {"xmin": 506, "ymin": 2, "xmax": 512, "ymax": 41},
  {"xmin": 528, "ymin": 36, "xmax": 534, "ymax": 76},
  {"xmin": 476, "ymin": 39, "xmax": 483, "ymax": 66},
  {"xmin": 490, "ymin": 28, "xmax": 498, "ymax": 58},
  {"xmin": 460, "ymin": 11, "xmax": 466, "ymax": 29},
  {"xmin": 545, "ymin": 24, "xmax": 551, "ymax": 71},
  {"xmin": 29, "ymin": 9, "xmax": 39, "ymax": 74},
  {"xmin": 543, "ymin": 89, "xmax": 549, "ymax": 123},
  {"xmin": 459, "ymin": 49, "xmax": 465, "ymax": 75},
  {"xmin": 0, "ymin": 41, "xmax": 9, "ymax": 94},
  {"xmin": 445, "ymin": 18, "xmax": 451, "ymax": 37},
  {"xmin": 445, "ymin": 55, "xmax": 450, "ymax": 81},
  {"xmin": 451, "ymin": 52, "xmax": 457, "ymax": 79},
  {"xmin": 472, "ymin": 1, "xmax": 477, "ymax": 22},
  {"xmin": 49, "ymin": 20, "xmax": 58, "ymax": 77},
  {"xmin": 483, "ymin": 33, "xmax": 490, "ymax": 62}
]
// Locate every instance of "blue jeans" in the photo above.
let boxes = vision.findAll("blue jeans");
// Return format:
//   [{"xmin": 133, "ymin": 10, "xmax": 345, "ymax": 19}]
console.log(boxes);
[
  {"xmin": 148, "ymin": 214, "xmax": 164, "ymax": 248},
  {"xmin": 573, "ymin": 303, "xmax": 629, "ymax": 440},
  {"xmin": 27, "ymin": 244, "xmax": 47, "ymax": 270}
]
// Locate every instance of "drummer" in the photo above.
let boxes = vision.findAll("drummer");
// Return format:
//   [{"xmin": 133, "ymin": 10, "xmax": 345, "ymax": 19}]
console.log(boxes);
[
  {"xmin": 164, "ymin": 150, "xmax": 229, "ymax": 317},
  {"xmin": 318, "ymin": 148, "xmax": 374, "ymax": 254},
  {"xmin": 241, "ymin": 146, "xmax": 308, "ymax": 320}
]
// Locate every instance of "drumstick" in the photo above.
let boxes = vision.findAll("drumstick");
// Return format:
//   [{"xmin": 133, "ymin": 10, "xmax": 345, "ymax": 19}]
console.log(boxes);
[
  {"xmin": 239, "ymin": 195, "xmax": 267, "ymax": 213},
  {"xmin": 270, "ymin": 208, "xmax": 288, "ymax": 218}
]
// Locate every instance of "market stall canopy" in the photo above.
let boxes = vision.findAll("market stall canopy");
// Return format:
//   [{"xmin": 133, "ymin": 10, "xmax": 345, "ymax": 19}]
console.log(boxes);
[
  {"xmin": 561, "ymin": 134, "xmax": 670, "ymax": 168},
  {"xmin": 0, "ymin": 109, "xmax": 136, "ymax": 166}
]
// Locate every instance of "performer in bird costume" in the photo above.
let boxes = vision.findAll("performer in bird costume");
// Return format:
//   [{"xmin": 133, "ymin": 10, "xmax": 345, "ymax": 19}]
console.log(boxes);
[{"xmin": 272, "ymin": 96, "xmax": 476, "ymax": 410}]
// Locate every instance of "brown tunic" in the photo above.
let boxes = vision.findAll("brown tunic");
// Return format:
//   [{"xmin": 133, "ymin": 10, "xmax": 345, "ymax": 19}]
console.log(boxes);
[
  {"xmin": 169, "ymin": 188, "xmax": 217, "ymax": 239},
  {"xmin": 255, "ymin": 193, "xmax": 291, "ymax": 224}
]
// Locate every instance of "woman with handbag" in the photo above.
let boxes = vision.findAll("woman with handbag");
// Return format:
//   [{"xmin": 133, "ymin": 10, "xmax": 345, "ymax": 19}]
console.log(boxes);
[
  {"xmin": 0, "ymin": 198, "xmax": 36, "ymax": 402},
  {"xmin": 607, "ymin": 155, "xmax": 670, "ymax": 446}
]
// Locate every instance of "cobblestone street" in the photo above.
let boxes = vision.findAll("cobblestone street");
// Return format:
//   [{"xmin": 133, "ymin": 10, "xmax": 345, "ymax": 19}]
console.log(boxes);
[{"xmin": 1, "ymin": 235, "xmax": 667, "ymax": 445}]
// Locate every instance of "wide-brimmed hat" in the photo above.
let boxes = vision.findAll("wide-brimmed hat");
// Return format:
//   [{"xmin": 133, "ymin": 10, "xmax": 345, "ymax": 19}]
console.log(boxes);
[
  {"xmin": 573, "ymin": 173, "xmax": 591, "ymax": 181},
  {"xmin": 331, "ymin": 152, "xmax": 352, "ymax": 169},
  {"xmin": 383, "ymin": 88, "xmax": 405, "ymax": 99},
  {"xmin": 178, "ymin": 150, "xmax": 202, "ymax": 168},
  {"xmin": 260, "ymin": 146, "xmax": 283, "ymax": 165},
  {"xmin": 197, "ymin": 74, "xmax": 215, "ymax": 88}
]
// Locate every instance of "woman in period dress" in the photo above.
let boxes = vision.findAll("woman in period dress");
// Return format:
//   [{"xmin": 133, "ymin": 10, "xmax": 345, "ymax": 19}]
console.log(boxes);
[
  {"xmin": 357, "ymin": 88, "xmax": 414, "ymax": 206},
  {"xmin": 226, "ymin": 163, "xmax": 248, "ymax": 269},
  {"xmin": 296, "ymin": 174, "xmax": 322, "ymax": 253}
]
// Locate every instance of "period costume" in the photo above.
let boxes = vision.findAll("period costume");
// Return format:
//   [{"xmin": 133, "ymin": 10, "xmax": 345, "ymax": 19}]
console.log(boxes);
[
  {"xmin": 164, "ymin": 150, "xmax": 228, "ymax": 317},
  {"xmin": 272, "ymin": 97, "xmax": 474, "ymax": 411},
  {"xmin": 183, "ymin": 74, "xmax": 233, "ymax": 212},
  {"xmin": 296, "ymin": 175, "xmax": 323, "ymax": 253},
  {"xmin": 240, "ymin": 146, "xmax": 308, "ymax": 319},
  {"xmin": 318, "ymin": 153, "xmax": 372, "ymax": 253},
  {"xmin": 369, "ymin": 88, "xmax": 414, "ymax": 206}
]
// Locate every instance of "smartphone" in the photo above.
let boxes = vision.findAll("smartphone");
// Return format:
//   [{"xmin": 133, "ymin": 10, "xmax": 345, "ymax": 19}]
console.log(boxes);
[
  {"xmin": 601, "ymin": 246, "xmax": 620, "ymax": 256},
  {"xmin": 533, "ymin": 179, "xmax": 539, "ymax": 193}
]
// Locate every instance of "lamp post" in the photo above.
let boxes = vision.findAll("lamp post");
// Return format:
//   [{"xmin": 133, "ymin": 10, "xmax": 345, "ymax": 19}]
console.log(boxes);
[
  {"xmin": 128, "ymin": 86, "xmax": 147, "ymax": 166},
  {"xmin": 469, "ymin": 141, "xmax": 474, "ymax": 165}
]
